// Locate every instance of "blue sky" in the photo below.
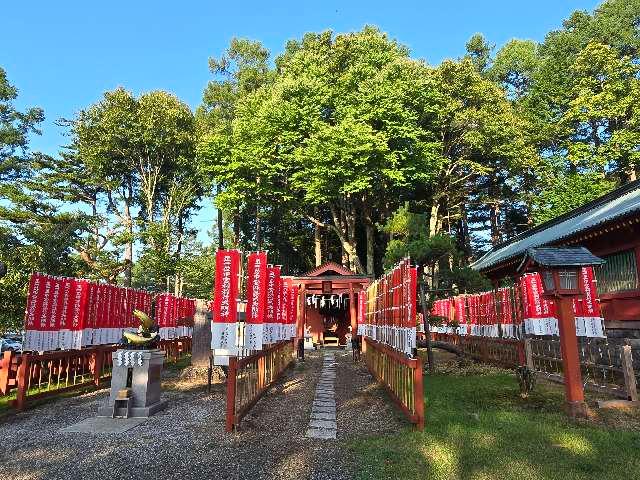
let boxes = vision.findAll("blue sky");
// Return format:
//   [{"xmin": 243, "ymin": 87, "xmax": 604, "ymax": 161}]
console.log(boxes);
[{"xmin": 3, "ymin": 0, "xmax": 600, "ymax": 242}]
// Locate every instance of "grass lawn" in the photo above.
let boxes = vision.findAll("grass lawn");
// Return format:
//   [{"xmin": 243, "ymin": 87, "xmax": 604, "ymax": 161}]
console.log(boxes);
[{"xmin": 349, "ymin": 358, "xmax": 640, "ymax": 480}]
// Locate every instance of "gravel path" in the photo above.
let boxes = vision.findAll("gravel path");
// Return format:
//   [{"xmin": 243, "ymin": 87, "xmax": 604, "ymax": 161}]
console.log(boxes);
[{"xmin": 0, "ymin": 349, "xmax": 407, "ymax": 480}]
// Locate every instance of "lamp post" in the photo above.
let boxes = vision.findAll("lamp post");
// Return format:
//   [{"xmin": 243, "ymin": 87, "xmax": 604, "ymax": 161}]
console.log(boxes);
[{"xmin": 518, "ymin": 247, "xmax": 605, "ymax": 419}]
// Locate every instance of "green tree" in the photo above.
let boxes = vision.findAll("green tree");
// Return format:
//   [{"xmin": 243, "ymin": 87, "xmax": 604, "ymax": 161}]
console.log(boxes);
[
  {"xmin": 531, "ymin": 172, "xmax": 616, "ymax": 225},
  {"xmin": 71, "ymin": 88, "xmax": 200, "ymax": 290},
  {"xmin": 0, "ymin": 67, "xmax": 44, "ymax": 183},
  {"xmin": 197, "ymin": 38, "xmax": 272, "ymax": 249}
]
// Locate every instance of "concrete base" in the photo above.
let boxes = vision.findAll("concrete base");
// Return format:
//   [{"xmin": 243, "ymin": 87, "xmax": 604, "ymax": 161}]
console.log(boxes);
[
  {"xmin": 60, "ymin": 417, "xmax": 147, "ymax": 434},
  {"xmin": 98, "ymin": 400, "xmax": 167, "ymax": 418}
]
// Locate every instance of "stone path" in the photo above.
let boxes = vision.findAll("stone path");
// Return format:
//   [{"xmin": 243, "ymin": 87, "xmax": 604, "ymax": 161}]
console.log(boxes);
[{"xmin": 305, "ymin": 350, "xmax": 337, "ymax": 439}]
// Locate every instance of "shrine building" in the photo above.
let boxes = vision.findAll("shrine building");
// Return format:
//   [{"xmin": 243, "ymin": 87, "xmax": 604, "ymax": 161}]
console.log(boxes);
[{"xmin": 472, "ymin": 179, "xmax": 640, "ymax": 338}]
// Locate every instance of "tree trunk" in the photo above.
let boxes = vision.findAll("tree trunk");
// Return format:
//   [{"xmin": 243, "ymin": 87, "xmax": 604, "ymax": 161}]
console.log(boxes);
[
  {"xmin": 123, "ymin": 197, "xmax": 133, "ymax": 288},
  {"xmin": 174, "ymin": 214, "xmax": 184, "ymax": 296},
  {"xmin": 328, "ymin": 202, "xmax": 366, "ymax": 274},
  {"xmin": 256, "ymin": 203, "xmax": 261, "ymax": 250},
  {"xmin": 490, "ymin": 202, "xmax": 501, "ymax": 246},
  {"xmin": 233, "ymin": 208, "xmax": 240, "ymax": 247},
  {"xmin": 314, "ymin": 222, "xmax": 322, "ymax": 267},
  {"xmin": 365, "ymin": 223, "xmax": 374, "ymax": 275},
  {"xmin": 429, "ymin": 202, "xmax": 440, "ymax": 237},
  {"xmin": 626, "ymin": 165, "xmax": 637, "ymax": 183},
  {"xmin": 341, "ymin": 245, "xmax": 349, "ymax": 268},
  {"xmin": 216, "ymin": 185, "xmax": 224, "ymax": 249}
]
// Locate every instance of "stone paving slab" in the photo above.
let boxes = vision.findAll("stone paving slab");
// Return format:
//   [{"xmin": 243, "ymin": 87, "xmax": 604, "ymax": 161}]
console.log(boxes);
[
  {"xmin": 309, "ymin": 419, "xmax": 337, "ymax": 429},
  {"xmin": 315, "ymin": 396, "xmax": 334, "ymax": 401},
  {"xmin": 310, "ymin": 411, "xmax": 336, "ymax": 421},
  {"xmin": 59, "ymin": 417, "xmax": 147, "ymax": 434},
  {"xmin": 306, "ymin": 428, "xmax": 336, "ymax": 440},
  {"xmin": 315, "ymin": 387, "xmax": 333, "ymax": 394},
  {"xmin": 312, "ymin": 406, "xmax": 335, "ymax": 414}
]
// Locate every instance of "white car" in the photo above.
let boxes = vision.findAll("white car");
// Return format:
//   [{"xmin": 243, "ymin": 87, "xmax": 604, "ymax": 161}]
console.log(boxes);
[{"xmin": 0, "ymin": 338, "xmax": 23, "ymax": 353}]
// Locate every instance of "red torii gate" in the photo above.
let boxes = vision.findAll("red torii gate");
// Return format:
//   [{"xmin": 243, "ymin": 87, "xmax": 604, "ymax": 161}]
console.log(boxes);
[{"xmin": 293, "ymin": 262, "xmax": 371, "ymax": 345}]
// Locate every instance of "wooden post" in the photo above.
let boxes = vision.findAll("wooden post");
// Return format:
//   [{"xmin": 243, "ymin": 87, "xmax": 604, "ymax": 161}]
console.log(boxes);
[
  {"xmin": 15, "ymin": 354, "xmax": 31, "ymax": 411},
  {"xmin": 225, "ymin": 356, "xmax": 238, "ymax": 432},
  {"xmin": 91, "ymin": 349, "xmax": 104, "ymax": 387},
  {"xmin": 191, "ymin": 300, "xmax": 212, "ymax": 367},
  {"xmin": 349, "ymin": 283, "xmax": 357, "ymax": 338},
  {"xmin": 257, "ymin": 355, "xmax": 265, "ymax": 391},
  {"xmin": 413, "ymin": 357, "xmax": 425, "ymax": 431},
  {"xmin": 517, "ymin": 340, "xmax": 526, "ymax": 366},
  {"xmin": 524, "ymin": 338, "xmax": 534, "ymax": 370},
  {"xmin": 481, "ymin": 337, "xmax": 489, "ymax": 363},
  {"xmin": 556, "ymin": 296, "xmax": 588, "ymax": 418},
  {"xmin": 621, "ymin": 345, "xmax": 638, "ymax": 402},
  {"xmin": 0, "ymin": 350, "xmax": 14, "ymax": 395},
  {"xmin": 297, "ymin": 284, "xmax": 306, "ymax": 340}
]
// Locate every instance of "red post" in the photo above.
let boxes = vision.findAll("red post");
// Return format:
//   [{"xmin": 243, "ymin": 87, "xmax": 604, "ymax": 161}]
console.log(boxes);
[
  {"xmin": 225, "ymin": 356, "xmax": 238, "ymax": 432},
  {"xmin": 349, "ymin": 283, "xmax": 357, "ymax": 338},
  {"xmin": 297, "ymin": 284, "xmax": 306, "ymax": 341},
  {"xmin": 91, "ymin": 349, "xmax": 104, "ymax": 386},
  {"xmin": 413, "ymin": 357, "xmax": 425, "ymax": 431},
  {"xmin": 257, "ymin": 355, "xmax": 265, "ymax": 391},
  {"xmin": 0, "ymin": 350, "xmax": 14, "ymax": 395},
  {"xmin": 556, "ymin": 296, "xmax": 589, "ymax": 418},
  {"xmin": 15, "ymin": 354, "xmax": 31, "ymax": 411}
]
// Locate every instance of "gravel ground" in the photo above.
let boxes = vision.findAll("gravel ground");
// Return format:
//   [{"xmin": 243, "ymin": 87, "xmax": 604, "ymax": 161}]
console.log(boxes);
[{"xmin": 0, "ymin": 349, "xmax": 408, "ymax": 480}]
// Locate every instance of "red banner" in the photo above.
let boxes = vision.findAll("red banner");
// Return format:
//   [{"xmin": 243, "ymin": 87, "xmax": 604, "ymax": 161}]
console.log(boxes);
[
  {"xmin": 246, "ymin": 252, "xmax": 267, "ymax": 324},
  {"xmin": 211, "ymin": 249, "xmax": 241, "ymax": 350}
]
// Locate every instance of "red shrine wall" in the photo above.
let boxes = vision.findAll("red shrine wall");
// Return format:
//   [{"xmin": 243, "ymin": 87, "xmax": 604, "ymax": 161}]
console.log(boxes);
[{"xmin": 303, "ymin": 307, "xmax": 350, "ymax": 345}]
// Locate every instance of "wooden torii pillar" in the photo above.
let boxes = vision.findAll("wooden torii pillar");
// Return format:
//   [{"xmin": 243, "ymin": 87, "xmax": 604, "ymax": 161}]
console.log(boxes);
[
  {"xmin": 349, "ymin": 282, "xmax": 357, "ymax": 335},
  {"xmin": 297, "ymin": 283, "xmax": 306, "ymax": 341}
]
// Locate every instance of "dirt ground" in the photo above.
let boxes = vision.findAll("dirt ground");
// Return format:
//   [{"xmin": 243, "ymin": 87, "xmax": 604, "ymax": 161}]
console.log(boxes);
[{"xmin": 0, "ymin": 348, "xmax": 405, "ymax": 480}]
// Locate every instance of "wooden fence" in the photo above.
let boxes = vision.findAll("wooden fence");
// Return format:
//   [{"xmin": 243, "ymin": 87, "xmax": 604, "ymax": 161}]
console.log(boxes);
[
  {"xmin": 0, "ymin": 337, "xmax": 192, "ymax": 411},
  {"xmin": 528, "ymin": 337, "xmax": 638, "ymax": 400},
  {"xmin": 431, "ymin": 332, "xmax": 524, "ymax": 369},
  {"xmin": 431, "ymin": 333, "xmax": 639, "ymax": 401},
  {"xmin": 225, "ymin": 340, "xmax": 295, "ymax": 432},
  {"xmin": 362, "ymin": 337, "xmax": 424, "ymax": 430}
]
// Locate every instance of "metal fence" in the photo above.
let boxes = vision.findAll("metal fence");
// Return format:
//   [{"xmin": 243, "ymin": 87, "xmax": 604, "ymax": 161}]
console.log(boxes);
[
  {"xmin": 225, "ymin": 340, "xmax": 295, "ymax": 432},
  {"xmin": 362, "ymin": 337, "xmax": 424, "ymax": 430}
]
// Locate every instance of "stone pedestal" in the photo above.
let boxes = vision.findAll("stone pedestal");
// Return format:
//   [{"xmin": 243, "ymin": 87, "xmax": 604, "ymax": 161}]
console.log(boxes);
[{"xmin": 98, "ymin": 349, "xmax": 167, "ymax": 418}]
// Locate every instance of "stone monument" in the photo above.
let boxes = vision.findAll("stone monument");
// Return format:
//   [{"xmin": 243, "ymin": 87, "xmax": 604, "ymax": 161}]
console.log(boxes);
[
  {"xmin": 98, "ymin": 309, "xmax": 167, "ymax": 418},
  {"xmin": 98, "ymin": 349, "xmax": 167, "ymax": 418}
]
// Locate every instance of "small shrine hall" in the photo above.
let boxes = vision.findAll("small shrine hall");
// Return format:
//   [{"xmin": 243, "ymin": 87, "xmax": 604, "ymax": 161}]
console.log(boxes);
[{"xmin": 294, "ymin": 262, "xmax": 371, "ymax": 346}]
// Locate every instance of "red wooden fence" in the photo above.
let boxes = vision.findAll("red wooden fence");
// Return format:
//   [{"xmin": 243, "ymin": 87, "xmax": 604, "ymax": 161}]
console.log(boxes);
[
  {"xmin": 225, "ymin": 340, "xmax": 295, "ymax": 432},
  {"xmin": 0, "ymin": 337, "xmax": 192, "ymax": 411},
  {"xmin": 363, "ymin": 337, "xmax": 424, "ymax": 430}
]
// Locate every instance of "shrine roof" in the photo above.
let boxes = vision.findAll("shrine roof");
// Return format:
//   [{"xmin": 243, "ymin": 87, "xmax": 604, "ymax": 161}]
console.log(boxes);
[{"xmin": 471, "ymin": 179, "xmax": 640, "ymax": 272}]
